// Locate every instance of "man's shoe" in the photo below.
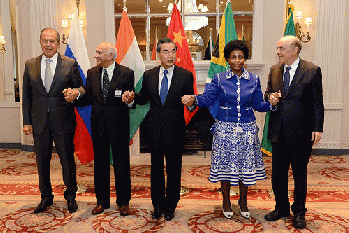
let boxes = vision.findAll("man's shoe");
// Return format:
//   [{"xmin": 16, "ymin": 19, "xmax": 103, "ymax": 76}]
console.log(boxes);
[
  {"xmin": 92, "ymin": 205, "xmax": 108, "ymax": 215},
  {"xmin": 152, "ymin": 208, "xmax": 163, "ymax": 220},
  {"xmin": 34, "ymin": 198, "xmax": 53, "ymax": 214},
  {"xmin": 119, "ymin": 205, "xmax": 130, "ymax": 216},
  {"xmin": 264, "ymin": 209, "xmax": 290, "ymax": 221},
  {"xmin": 293, "ymin": 215, "xmax": 306, "ymax": 229},
  {"xmin": 67, "ymin": 200, "xmax": 78, "ymax": 213},
  {"xmin": 164, "ymin": 210, "xmax": 175, "ymax": 221}
]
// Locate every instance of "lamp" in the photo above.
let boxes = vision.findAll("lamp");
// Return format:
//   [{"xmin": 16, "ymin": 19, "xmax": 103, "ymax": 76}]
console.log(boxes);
[
  {"xmin": 61, "ymin": 14, "xmax": 84, "ymax": 44},
  {"xmin": 0, "ymin": 36, "xmax": 6, "ymax": 54},
  {"xmin": 61, "ymin": 0, "xmax": 84, "ymax": 44},
  {"xmin": 294, "ymin": 10, "xmax": 312, "ymax": 43}
]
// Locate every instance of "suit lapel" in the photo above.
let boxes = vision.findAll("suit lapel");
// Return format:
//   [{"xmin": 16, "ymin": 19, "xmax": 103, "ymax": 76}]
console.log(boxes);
[
  {"xmin": 276, "ymin": 64, "xmax": 285, "ymax": 96},
  {"xmin": 152, "ymin": 66, "xmax": 162, "ymax": 104},
  {"xmin": 34, "ymin": 55, "xmax": 47, "ymax": 94},
  {"xmin": 286, "ymin": 59, "xmax": 305, "ymax": 96},
  {"xmin": 167, "ymin": 66, "xmax": 180, "ymax": 101},
  {"xmin": 50, "ymin": 53, "xmax": 63, "ymax": 93},
  {"xmin": 109, "ymin": 63, "xmax": 121, "ymax": 97},
  {"xmin": 94, "ymin": 66, "xmax": 104, "ymax": 103}
]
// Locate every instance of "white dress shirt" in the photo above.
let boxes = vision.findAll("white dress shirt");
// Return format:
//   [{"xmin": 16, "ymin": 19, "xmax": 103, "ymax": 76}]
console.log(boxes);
[
  {"xmin": 284, "ymin": 57, "xmax": 300, "ymax": 86},
  {"xmin": 159, "ymin": 65, "xmax": 175, "ymax": 94}
]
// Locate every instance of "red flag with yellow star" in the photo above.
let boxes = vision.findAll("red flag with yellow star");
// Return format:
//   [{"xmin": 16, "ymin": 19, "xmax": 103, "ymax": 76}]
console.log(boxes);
[{"xmin": 167, "ymin": 4, "xmax": 198, "ymax": 124}]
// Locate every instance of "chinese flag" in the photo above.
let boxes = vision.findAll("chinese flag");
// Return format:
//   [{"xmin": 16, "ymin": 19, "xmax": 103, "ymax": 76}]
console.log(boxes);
[{"xmin": 167, "ymin": 4, "xmax": 198, "ymax": 124}]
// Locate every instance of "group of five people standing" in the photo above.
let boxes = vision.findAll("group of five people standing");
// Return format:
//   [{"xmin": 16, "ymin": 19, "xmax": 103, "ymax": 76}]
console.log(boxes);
[{"xmin": 22, "ymin": 28, "xmax": 323, "ymax": 229}]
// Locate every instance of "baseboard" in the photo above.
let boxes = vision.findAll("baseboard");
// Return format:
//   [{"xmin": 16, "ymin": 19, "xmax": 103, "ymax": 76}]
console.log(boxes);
[
  {"xmin": 261, "ymin": 148, "xmax": 349, "ymax": 156},
  {"xmin": 311, "ymin": 148, "xmax": 349, "ymax": 156},
  {"xmin": 1, "ymin": 144, "xmax": 348, "ymax": 156},
  {"xmin": 20, "ymin": 144, "xmax": 34, "ymax": 152},
  {"xmin": 0, "ymin": 143, "xmax": 22, "ymax": 149}
]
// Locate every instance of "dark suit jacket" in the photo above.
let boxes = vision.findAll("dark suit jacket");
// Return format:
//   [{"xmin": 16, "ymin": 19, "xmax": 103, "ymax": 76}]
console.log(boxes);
[
  {"xmin": 265, "ymin": 59, "xmax": 324, "ymax": 143},
  {"xmin": 22, "ymin": 53, "xmax": 84, "ymax": 135},
  {"xmin": 77, "ymin": 63, "xmax": 134, "ymax": 141},
  {"xmin": 135, "ymin": 65, "xmax": 194, "ymax": 148}
]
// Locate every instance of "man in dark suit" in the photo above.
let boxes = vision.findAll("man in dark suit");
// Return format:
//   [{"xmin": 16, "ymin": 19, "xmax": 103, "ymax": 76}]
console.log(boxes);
[
  {"xmin": 264, "ymin": 36, "xmax": 324, "ymax": 229},
  {"xmin": 75, "ymin": 42, "xmax": 134, "ymax": 216},
  {"xmin": 22, "ymin": 28, "xmax": 84, "ymax": 214},
  {"xmin": 123, "ymin": 38, "xmax": 195, "ymax": 221}
]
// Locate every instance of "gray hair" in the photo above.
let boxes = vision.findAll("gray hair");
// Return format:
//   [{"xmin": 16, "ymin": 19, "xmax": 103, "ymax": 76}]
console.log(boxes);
[
  {"xmin": 281, "ymin": 35, "xmax": 302, "ymax": 54},
  {"xmin": 100, "ymin": 42, "xmax": 117, "ymax": 59},
  {"xmin": 40, "ymin": 28, "xmax": 61, "ymax": 44},
  {"xmin": 156, "ymin": 38, "xmax": 177, "ymax": 53}
]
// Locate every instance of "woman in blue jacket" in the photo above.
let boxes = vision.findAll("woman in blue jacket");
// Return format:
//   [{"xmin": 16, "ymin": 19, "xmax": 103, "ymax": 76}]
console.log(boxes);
[{"xmin": 182, "ymin": 40, "xmax": 278, "ymax": 219}]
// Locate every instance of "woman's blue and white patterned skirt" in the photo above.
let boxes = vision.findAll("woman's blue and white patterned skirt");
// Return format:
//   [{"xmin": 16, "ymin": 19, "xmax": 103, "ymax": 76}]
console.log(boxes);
[{"xmin": 209, "ymin": 120, "xmax": 266, "ymax": 186}]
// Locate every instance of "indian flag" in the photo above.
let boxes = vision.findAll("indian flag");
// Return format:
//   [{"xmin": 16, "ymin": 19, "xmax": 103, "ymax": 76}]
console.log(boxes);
[
  {"xmin": 115, "ymin": 10, "xmax": 150, "ymax": 143},
  {"xmin": 261, "ymin": 2, "xmax": 296, "ymax": 156},
  {"xmin": 206, "ymin": 0, "xmax": 238, "ymax": 118}
]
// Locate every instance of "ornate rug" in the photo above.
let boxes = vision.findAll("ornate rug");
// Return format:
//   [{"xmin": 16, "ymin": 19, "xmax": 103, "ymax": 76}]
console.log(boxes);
[{"xmin": 0, "ymin": 148, "xmax": 348, "ymax": 232}]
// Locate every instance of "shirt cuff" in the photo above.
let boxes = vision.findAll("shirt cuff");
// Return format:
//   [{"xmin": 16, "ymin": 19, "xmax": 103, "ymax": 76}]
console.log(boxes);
[
  {"xmin": 127, "ymin": 100, "xmax": 134, "ymax": 108},
  {"xmin": 270, "ymin": 104, "xmax": 277, "ymax": 111}
]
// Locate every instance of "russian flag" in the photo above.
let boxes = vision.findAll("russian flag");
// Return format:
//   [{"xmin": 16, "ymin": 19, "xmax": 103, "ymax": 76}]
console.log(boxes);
[{"xmin": 64, "ymin": 10, "xmax": 94, "ymax": 164}]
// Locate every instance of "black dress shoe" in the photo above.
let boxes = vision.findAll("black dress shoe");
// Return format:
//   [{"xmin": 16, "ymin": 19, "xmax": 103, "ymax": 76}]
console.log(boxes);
[
  {"xmin": 34, "ymin": 198, "xmax": 53, "ymax": 214},
  {"xmin": 264, "ymin": 209, "xmax": 290, "ymax": 221},
  {"xmin": 67, "ymin": 200, "xmax": 78, "ymax": 213},
  {"xmin": 293, "ymin": 215, "xmax": 306, "ymax": 229},
  {"xmin": 152, "ymin": 207, "xmax": 163, "ymax": 219},
  {"xmin": 164, "ymin": 210, "xmax": 175, "ymax": 221}
]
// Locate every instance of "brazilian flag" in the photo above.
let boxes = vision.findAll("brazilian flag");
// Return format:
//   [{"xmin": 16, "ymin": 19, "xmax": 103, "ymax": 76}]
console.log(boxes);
[{"xmin": 261, "ymin": 3, "xmax": 296, "ymax": 156}]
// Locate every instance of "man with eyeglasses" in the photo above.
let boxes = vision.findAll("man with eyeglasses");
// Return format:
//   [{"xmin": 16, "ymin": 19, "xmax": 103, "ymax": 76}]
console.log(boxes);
[
  {"xmin": 22, "ymin": 28, "xmax": 85, "ymax": 214},
  {"xmin": 122, "ymin": 38, "xmax": 195, "ymax": 221}
]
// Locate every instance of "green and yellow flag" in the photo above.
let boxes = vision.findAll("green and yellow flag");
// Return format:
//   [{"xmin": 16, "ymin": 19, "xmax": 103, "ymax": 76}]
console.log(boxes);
[
  {"xmin": 261, "ymin": 3, "xmax": 296, "ymax": 156},
  {"xmin": 206, "ymin": 0, "xmax": 238, "ymax": 118}
]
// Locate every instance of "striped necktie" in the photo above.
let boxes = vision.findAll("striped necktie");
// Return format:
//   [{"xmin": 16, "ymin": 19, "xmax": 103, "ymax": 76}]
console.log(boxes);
[{"xmin": 102, "ymin": 69, "xmax": 109, "ymax": 102}]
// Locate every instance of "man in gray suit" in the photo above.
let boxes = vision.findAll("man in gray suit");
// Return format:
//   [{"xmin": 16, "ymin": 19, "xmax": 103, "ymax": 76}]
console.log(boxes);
[{"xmin": 22, "ymin": 28, "xmax": 85, "ymax": 214}]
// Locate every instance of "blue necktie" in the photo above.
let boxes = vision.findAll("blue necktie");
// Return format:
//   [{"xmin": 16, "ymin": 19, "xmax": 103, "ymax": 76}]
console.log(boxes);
[
  {"xmin": 102, "ymin": 69, "xmax": 109, "ymax": 102},
  {"xmin": 160, "ymin": 69, "xmax": 168, "ymax": 105},
  {"xmin": 283, "ymin": 66, "xmax": 291, "ymax": 95}
]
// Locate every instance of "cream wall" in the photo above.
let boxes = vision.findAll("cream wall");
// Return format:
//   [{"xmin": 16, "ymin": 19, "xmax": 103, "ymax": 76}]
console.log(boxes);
[
  {"xmin": 0, "ymin": 0, "xmax": 348, "ymax": 153},
  {"xmin": 339, "ymin": 0, "xmax": 349, "ymax": 148}
]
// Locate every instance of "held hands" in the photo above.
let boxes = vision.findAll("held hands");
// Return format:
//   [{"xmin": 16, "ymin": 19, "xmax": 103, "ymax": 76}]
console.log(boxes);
[
  {"xmin": 268, "ymin": 91, "xmax": 282, "ymax": 106},
  {"xmin": 63, "ymin": 88, "xmax": 79, "ymax": 102},
  {"xmin": 122, "ymin": 91, "xmax": 135, "ymax": 104},
  {"xmin": 181, "ymin": 95, "xmax": 196, "ymax": 107}
]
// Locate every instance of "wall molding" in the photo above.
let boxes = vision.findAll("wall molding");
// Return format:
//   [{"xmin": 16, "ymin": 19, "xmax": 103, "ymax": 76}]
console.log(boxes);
[{"xmin": 1, "ymin": 143, "xmax": 347, "ymax": 156}]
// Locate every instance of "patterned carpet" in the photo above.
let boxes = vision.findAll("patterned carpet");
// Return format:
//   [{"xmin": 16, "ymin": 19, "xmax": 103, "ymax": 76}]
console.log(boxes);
[{"xmin": 0, "ymin": 148, "xmax": 349, "ymax": 232}]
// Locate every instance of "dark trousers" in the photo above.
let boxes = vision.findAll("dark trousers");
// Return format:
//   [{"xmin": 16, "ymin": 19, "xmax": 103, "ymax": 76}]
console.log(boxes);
[
  {"xmin": 150, "ymin": 143, "xmax": 183, "ymax": 210},
  {"xmin": 33, "ymin": 115, "xmax": 77, "ymax": 201},
  {"xmin": 92, "ymin": 128, "xmax": 131, "ymax": 208},
  {"xmin": 271, "ymin": 135, "xmax": 313, "ymax": 215}
]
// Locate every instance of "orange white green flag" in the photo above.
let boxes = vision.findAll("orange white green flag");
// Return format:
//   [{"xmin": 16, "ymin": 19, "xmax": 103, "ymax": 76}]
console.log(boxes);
[{"xmin": 113, "ymin": 10, "xmax": 149, "ymax": 164}]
